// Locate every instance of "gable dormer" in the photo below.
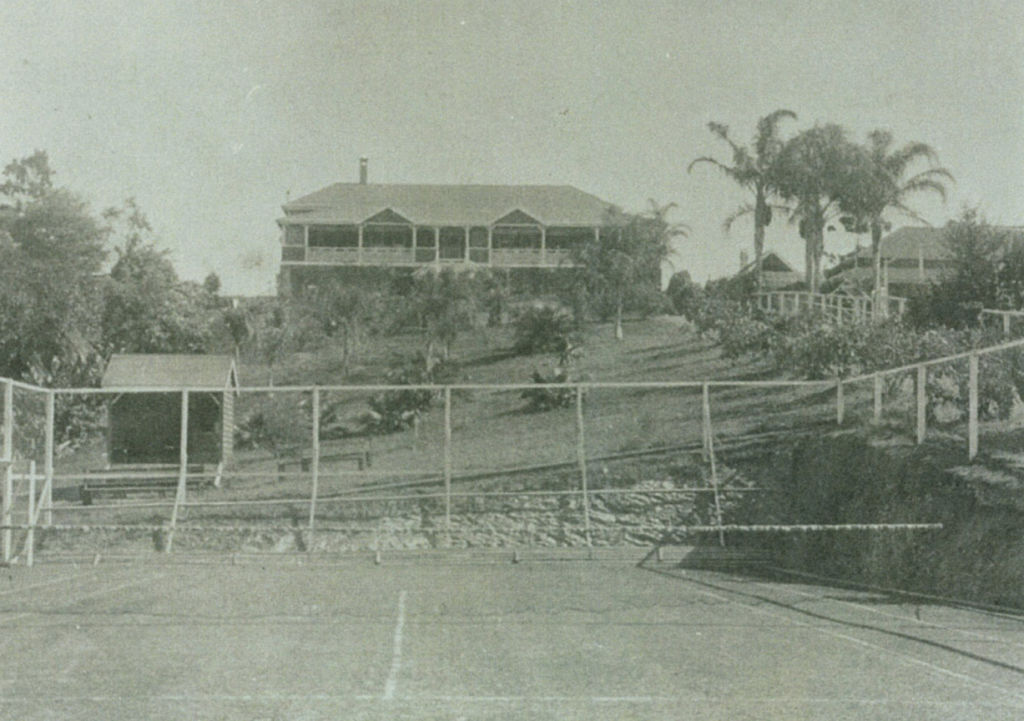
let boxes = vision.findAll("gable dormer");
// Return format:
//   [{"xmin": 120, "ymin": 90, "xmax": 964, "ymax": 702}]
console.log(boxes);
[
  {"xmin": 363, "ymin": 208, "xmax": 412, "ymax": 225},
  {"xmin": 494, "ymin": 209, "xmax": 540, "ymax": 226}
]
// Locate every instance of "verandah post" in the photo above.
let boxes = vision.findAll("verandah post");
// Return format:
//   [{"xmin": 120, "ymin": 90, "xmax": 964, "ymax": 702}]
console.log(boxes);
[
  {"xmin": 574, "ymin": 385, "xmax": 593, "ymax": 557},
  {"xmin": 916, "ymin": 365, "xmax": 927, "ymax": 444},
  {"xmin": 166, "ymin": 390, "xmax": 189, "ymax": 553},
  {"xmin": 443, "ymin": 386, "xmax": 452, "ymax": 547},
  {"xmin": 307, "ymin": 388, "xmax": 320, "ymax": 551},
  {"xmin": 968, "ymin": 353, "xmax": 979, "ymax": 459}
]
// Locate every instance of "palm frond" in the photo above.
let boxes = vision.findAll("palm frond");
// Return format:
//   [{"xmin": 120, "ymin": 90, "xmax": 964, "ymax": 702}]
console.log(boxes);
[
  {"xmin": 899, "ymin": 174, "xmax": 952, "ymax": 203},
  {"xmin": 687, "ymin": 156, "xmax": 739, "ymax": 178},
  {"xmin": 722, "ymin": 202, "xmax": 755, "ymax": 233}
]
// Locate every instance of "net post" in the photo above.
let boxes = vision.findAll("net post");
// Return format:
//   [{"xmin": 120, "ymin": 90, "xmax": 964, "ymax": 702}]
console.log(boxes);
[
  {"xmin": 702, "ymin": 383, "xmax": 725, "ymax": 547},
  {"xmin": 26, "ymin": 460, "xmax": 35, "ymax": 567},
  {"xmin": 872, "ymin": 373, "xmax": 882, "ymax": 424},
  {"xmin": 443, "ymin": 386, "xmax": 452, "ymax": 548},
  {"xmin": 575, "ymin": 385, "xmax": 593, "ymax": 557},
  {"xmin": 916, "ymin": 365, "xmax": 927, "ymax": 444},
  {"xmin": 836, "ymin": 379, "xmax": 845, "ymax": 425},
  {"xmin": 307, "ymin": 388, "xmax": 320, "ymax": 552},
  {"xmin": 167, "ymin": 389, "xmax": 189, "ymax": 553},
  {"xmin": 44, "ymin": 391, "xmax": 54, "ymax": 527},
  {"xmin": 968, "ymin": 353, "xmax": 979, "ymax": 459}
]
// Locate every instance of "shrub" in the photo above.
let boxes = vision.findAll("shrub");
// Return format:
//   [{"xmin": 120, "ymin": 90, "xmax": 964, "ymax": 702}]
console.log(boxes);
[
  {"xmin": 512, "ymin": 305, "xmax": 580, "ymax": 356},
  {"xmin": 520, "ymin": 366, "xmax": 576, "ymax": 412},
  {"xmin": 363, "ymin": 353, "xmax": 462, "ymax": 434},
  {"xmin": 234, "ymin": 394, "xmax": 310, "ymax": 456}
]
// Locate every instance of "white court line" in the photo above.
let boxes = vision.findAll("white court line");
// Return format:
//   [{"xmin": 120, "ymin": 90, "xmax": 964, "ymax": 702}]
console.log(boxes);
[
  {"xmin": 0, "ymin": 692, "xmax": 1020, "ymax": 709},
  {"xmin": 0, "ymin": 569, "xmax": 110, "ymax": 599},
  {"xmin": 736, "ymin": 574, "xmax": 1024, "ymax": 652},
  {"xmin": 0, "ymin": 569, "xmax": 168, "ymax": 629},
  {"xmin": 683, "ymin": 575, "xmax": 1024, "ymax": 704},
  {"xmin": 382, "ymin": 590, "xmax": 407, "ymax": 701}
]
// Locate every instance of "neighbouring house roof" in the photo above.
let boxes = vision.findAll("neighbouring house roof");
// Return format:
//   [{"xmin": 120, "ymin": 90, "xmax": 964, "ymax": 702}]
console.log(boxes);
[
  {"xmin": 847, "ymin": 225, "xmax": 1024, "ymax": 264},
  {"xmin": 737, "ymin": 251, "xmax": 798, "ymax": 276},
  {"xmin": 101, "ymin": 354, "xmax": 238, "ymax": 390},
  {"xmin": 279, "ymin": 183, "xmax": 618, "ymax": 228}
]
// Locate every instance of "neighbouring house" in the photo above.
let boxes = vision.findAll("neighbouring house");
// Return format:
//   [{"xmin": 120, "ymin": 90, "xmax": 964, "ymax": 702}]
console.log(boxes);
[
  {"xmin": 736, "ymin": 250, "xmax": 802, "ymax": 290},
  {"xmin": 276, "ymin": 158, "xmax": 622, "ymax": 295},
  {"xmin": 101, "ymin": 354, "xmax": 239, "ymax": 466},
  {"xmin": 828, "ymin": 225, "xmax": 1024, "ymax": 297}
]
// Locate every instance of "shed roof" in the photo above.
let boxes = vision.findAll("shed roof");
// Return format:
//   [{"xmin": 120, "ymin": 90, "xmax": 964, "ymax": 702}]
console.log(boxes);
[
  {"xmin": 279, "ymin": 183, "xmax": 617, "ymax": 227},
  {"xmin": 101, "ymin": 355, "xmax": 238, "ymax": 389}
]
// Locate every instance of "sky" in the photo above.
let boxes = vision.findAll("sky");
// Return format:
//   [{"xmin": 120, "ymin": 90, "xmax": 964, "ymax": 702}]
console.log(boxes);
[{"xmin": 2, "ymin": 0, "xmax": 1023, "ymax": 294}]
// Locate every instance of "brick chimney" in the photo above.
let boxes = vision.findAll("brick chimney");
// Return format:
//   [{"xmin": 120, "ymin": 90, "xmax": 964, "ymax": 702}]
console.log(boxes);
[{"xmin": 359, "ymin": 157, "xmax": 368, "ymax": 184}]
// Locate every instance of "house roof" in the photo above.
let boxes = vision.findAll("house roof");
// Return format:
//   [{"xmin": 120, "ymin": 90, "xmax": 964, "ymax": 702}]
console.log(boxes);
[
  {"xmin": 101, "ymin": 354, "xmax": 238, "ymax": 390},
  {"xmin": 848, "ymin": 225, "xmax": 1024, "ymax": 263},
  {"xmin": 737, "ymin": 251, "xmax": 798, "ymax": 276},
  {"xmin": 279, "ymin": 183, "xmax": 617, "ymax": 227}
]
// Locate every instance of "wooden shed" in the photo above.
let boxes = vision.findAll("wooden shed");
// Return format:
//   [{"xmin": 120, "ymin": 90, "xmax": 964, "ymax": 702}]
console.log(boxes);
[{"xmin": 101, "ymin": 355, "xmax": 239, "ymax": 466}]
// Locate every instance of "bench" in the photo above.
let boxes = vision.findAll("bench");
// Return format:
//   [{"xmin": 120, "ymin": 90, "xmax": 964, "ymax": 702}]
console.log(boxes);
[
  {"xmin": 277, "ymin": 449, "xmax": 372, "ymax": 479},
  {"xmin": 80, "ymin": 465, "xmax": 212, "ymax": 505}
]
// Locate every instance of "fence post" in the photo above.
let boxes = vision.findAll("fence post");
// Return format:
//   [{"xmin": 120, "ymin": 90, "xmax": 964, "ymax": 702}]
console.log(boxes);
[
  {"xmin": 166, "ymin": 390, "xmax": 189, "ymax": 553},
  {"xmin": 26, "ymin": 461, "xmax": 35, "ymax": 567},
  {"xmin": 872, "ymin": 373, "xmax": 883, "ymax": 424},
  {"xmin": 701, "ymin": 384, "xmax": 726, "ymax": 547},
  {"xmin": 443, "ymin": 386, "xmax": 452, "ymax": 547},
  {"xmin": 836, "ymin": 379, "xmax": 845, "ymax": 425},
  {"xmin": 968, "ymin": 353, "xmax": 979, "ymax": 460},
  {"xmin": 2, "ymin": 379, "xmax": 12, "ymax": 563},
  {"xmin": 44, "ymin": 391, "xmax": 54, "ymax": 527},
  {"xmin": 1, "ymin": 459, "xmax": 10, "ymax": 564},
  {"xmin": 574, "ymin": 385, "xmax": 593, "ymax": 557},
  {"xmin": 916, "ymin": 365, "xmax": 927, "ymax": 444},
  {"xmin": 307, "ymin": 388, "xmax": 320, "ymax": 551}
]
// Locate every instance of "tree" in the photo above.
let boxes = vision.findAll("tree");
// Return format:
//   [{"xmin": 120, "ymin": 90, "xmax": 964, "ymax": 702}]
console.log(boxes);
[
  {"xmin": 0, "ymin": 156, "xmax": 107, "ymax": 384},
  {"xmin": 665, "ymin": 269, "xmax": 703, "ymax": 320},
  {"xmin": 688, "ymin": 110, "xmax": 796, "ymax": 292},
  {"xmin": 301, "ymin": 279, "xmax": 385, "ymax": 377},
  {"xmin": 775, "ymin": 124, "xmax": 856, "ymax": 293},
  {"xmin": 0, "ymin": 150, "xmax": 55, "ymax": 210},
  {"xmin": 101, "ymin": 202, "xmax": 211, "ymax": 355},
  {"xmin": 838, "ymin": 130, "xmax": 953, "ymax": 314},
  {"xmin": 407, "ymin": 267, "xmax": 477, "ymax": 367},
  {"xmin": 575, "ymin": 201, "xmax": 684, "ymax": 339}
]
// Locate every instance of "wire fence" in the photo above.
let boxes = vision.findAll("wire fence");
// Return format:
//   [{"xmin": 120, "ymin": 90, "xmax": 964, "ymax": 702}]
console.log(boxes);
[{"xmin": 6, "ymin": 330, "xmax": 1022, "ymax": 564}]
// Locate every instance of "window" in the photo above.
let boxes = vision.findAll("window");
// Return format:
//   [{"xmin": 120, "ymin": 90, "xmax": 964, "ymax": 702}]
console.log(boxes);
[{"xmin": 308, "ymin": 225, "xmax": 358, "ymax": 248}]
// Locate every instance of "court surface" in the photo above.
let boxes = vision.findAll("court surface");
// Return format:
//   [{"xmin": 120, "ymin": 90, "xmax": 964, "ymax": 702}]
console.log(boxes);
[{"xmin": 1, "ymin": 552, "xmax": 1023, "ymax": 720}]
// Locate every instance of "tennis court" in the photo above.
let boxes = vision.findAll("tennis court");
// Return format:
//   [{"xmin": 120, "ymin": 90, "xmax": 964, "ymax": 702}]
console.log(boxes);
[{"xmin": 2, "ymin": 551, "xmax": 1023, "ymax": 720}]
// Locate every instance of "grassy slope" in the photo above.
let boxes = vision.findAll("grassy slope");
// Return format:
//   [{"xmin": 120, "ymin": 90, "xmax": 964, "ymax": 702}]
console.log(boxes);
[{"xmin": 212, "ymin": 317, "xmax": 837, "ymax": 504}]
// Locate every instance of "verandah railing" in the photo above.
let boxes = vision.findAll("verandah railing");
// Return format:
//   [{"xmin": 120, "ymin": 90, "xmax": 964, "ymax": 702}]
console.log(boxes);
[{"xmin": 755, "ymin": 291, "xmax": 908, "ymax": 323}]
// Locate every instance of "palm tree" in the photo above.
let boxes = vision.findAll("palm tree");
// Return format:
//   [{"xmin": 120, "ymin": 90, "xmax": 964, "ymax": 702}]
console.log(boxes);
[
  {"xmin": 688, "ymin": 109, "xmax": 796, "ymax": 292},
  {"xmin": 775, "ymin": 124, "xmax": 854, "ymax": 293},
  {"xmin": 839, "ymin": 130, "xmax": 953, "ymax": 315}
]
